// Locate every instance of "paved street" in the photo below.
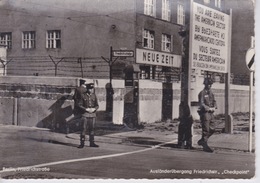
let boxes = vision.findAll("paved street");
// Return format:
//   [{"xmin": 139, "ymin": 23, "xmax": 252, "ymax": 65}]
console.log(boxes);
[{"xmin": 0, "ymin": 124, "xmax": 255, "ymax": 179}]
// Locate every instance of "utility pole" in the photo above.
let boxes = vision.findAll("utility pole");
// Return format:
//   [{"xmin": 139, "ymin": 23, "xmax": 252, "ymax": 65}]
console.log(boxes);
[
  {"xmin": 225, "ymin": 9, "xmax": 233, "ymax": 134},
  {"xmin": 177, "ymin": 0, "xmax": 193, "ymax": 149},
  {"xmin": 101, "ymin": 46, "xmax": 118, "ymax": 113}
]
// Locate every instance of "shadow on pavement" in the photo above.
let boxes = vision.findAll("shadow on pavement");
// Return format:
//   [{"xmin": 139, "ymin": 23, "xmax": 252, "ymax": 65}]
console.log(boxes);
[{"xmin": 25, "ymin": 137, "xmax": 79, "ymax": 148}]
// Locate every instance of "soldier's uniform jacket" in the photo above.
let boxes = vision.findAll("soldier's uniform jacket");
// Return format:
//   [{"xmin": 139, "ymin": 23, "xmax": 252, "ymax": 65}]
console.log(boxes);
[
  {"xmin": 73, "ymin": 86, "xmax": 99, "ymax": 118},
  {"xmin": 198, "ymin": 89, "xmax": 217, "ymax": 114}
]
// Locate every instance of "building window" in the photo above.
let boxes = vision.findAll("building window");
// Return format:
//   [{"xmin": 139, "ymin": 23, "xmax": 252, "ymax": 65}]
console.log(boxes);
[
  {"xmin": 162, "ymin": 0, "xmax": 170, "ymax": 21},
  {"xmin": 204, "ymin": 0, "xmax": 210, "ymax": 4},
  {"xmin": 162, "ymin": 34, "xmax": 171, "ymax": 52},
  {"xmin": 0, "ymin": 32, "xmax": 12, "ymax": 49},
  {"xmin": 143, "ymin": 29, "xmax": 154, "ymax": 49},
  {"xmin": 177, "ymin": 3, "xmax": 185, "ymax": 25},
  {"xmin": 140, "ymin": 66, "xmax": 151, "ymax": 79},
  {"xmin": 46, "ymin": 30, "xmax": 61, "ymax": 49},
  {"xmin": 144, "ymin": 0, "xmax": 156, "ymax": 17},
  {"xmin": 215, "ymin": 0, "xmax": 221, "ymax": 8},
  {"xmin": 22, "ymin": 31, "xmax": 36, "ymax": 49}
]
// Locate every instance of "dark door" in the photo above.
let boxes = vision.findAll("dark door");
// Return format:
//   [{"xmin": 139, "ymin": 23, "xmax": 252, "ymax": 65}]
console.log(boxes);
[
  {"xmin": 123, "ymin": 81, "xmax": 139, "ymax": 128},
  {"xmin": 162, "ymin": 83, "xmax": 173, "ymax": 121}
]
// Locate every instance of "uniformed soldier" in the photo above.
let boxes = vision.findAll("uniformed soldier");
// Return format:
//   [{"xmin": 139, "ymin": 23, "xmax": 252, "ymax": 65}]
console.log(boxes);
[
  {"xmin": 197, "ymin": 77, "xmax": 217, "ymax": 153},
  {"xmin": 73, "ymin": 80, "xmax": 99, "ymax": 148}
]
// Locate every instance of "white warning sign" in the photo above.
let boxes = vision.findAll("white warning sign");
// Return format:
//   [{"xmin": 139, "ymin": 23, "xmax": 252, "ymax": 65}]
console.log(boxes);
[{"xmin": 191, "ymin": 2, "xmax": 230, "ymax": 73}]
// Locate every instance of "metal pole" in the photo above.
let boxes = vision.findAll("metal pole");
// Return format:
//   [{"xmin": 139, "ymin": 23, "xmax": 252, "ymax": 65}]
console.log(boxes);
[
  {"xmin": 110, "ymin": 46, "xmax": 113, "ymax": 85},
  {"xmin": 178, "ymin": 0, "xmax": 193, "ymax": 148},
  {"xmin": 13, "ymin": 98, "xmax": 18, "ymax": 125},
  {"xmin": 225, "ymin": 9, "xmax": 233, "ymax": 133},
  {"xmin": 78, "ymin": 57, "xmax": 83, "ymax": 78},
  {"xmin": 248, "ymin": 71, "xmax": 253, "ymax": 152},
  {"xmin": 188, "ymin": 0, "xmax": 193, "ymax": 146}
]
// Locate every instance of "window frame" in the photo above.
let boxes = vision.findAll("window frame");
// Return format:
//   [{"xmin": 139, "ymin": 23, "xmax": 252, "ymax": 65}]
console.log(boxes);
[
  {"xmin": 0, "ymin": 32, "xmax": 12, "ymax": 49},
  {"xmin": 161, "ymin": 33, "xmax": 172, "ymax": 52},
  {"xmin": 215, "ymin": 0, "xmax": 221, "ymax": 8},
  {"xmin": 144, "ymin": 0, "xmax": 156, "ymax": 17},
  {"xmin": 46, "ymin": 30, "xmax": 61, "ymax": 49},
  {"xmin": 177, "ymin": 3, "xmax": 185, "ymax": 25},
  {"xmin": 204, "ymin": 0, "xmax": 211, "ymax": 4},
  {"xmin": 22, "ymin": 31, "xmax": 36, "ymax": 49},
  {"xmin": 143, "ymin": 29, "xmax": 155, "ymax": 50},
  {"xmin": 162, "ymin": 0, "xmax": 171, "ymax": 21}
]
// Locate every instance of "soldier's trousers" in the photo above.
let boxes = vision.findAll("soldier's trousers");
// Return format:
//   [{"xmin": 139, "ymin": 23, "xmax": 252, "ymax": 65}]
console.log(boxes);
[
  {"xmin": 80, "ymin": 117, "xmax": 96, "ymax": 142},
  {"xmin": 200, "ymin": 112, "xmax": 215, "ymax": 142}
]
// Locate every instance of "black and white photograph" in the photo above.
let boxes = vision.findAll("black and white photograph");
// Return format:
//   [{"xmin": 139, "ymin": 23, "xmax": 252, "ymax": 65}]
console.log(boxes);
[{"xmin": 0, "ymin": 0, "xmax": 257, "ymax": 181}]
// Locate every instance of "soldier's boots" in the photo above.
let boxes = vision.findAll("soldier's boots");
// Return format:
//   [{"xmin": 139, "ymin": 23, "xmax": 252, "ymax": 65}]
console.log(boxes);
[
  {"xmin": 197, "ymin": 139, "xmax": 214, "ymax": 153},
  {"xmin": 90, "ymin": 142, "xmax": 99, "ymax": 148},
  {"xmin": 197, "ymin": 139, "xmax": 204, "ymax": 146},
  {"xmin": 78, "ymin": 141, "xmax": 85, "ymax": 148},
  {"xmin": 89, "ymin": 134, "xmax": 99, "ymax": 147},
  {"xmin": 78, "ymin": 141, "xmax": 99, "ymax": 148},
  {"xmin": 78, "ymin": 135, "xmax": 85, "ymax": 149},
  {"xmin": 78, "ymin": 134, "xmax": 99, "ymax": 148}
]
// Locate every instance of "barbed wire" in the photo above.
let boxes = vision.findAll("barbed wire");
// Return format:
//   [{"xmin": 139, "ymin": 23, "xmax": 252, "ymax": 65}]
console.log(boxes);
[{"xmin": 2, "ymin": 55, "xmax": 250, "ymax": 85}]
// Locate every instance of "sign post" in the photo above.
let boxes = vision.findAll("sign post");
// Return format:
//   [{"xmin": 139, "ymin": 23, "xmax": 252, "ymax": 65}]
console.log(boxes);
[
  {"xmin": 101, "ymin": 47, "xmax": 134, "ymax": 113},
  {"xmin": 245, "ymin": 47, "xmax": 255, "ymax": 153}
]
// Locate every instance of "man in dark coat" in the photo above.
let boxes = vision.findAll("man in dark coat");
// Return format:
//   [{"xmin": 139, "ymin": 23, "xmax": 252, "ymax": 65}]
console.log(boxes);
[
  {"xmin": 73, "ymin": 79, "xmax": 99, "ymax": 148},
  {"xmin": 197, "ymin": 77, "xmax": 217, "ymax": 153}
]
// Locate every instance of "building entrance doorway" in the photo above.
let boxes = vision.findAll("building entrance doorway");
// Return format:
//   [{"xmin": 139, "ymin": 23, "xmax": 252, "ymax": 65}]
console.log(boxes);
[{"xmin": 162, "ymin": 83, "xmax": 173, "ymax": 121}]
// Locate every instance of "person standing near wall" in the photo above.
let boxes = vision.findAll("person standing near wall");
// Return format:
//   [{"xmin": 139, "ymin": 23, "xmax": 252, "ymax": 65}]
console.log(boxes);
[
  {"xmin": 197, "ymin": 78, "xmax": 217, "ymax": 153},
  {"xmin": 73, "ymin": 79, "xmax": 99, "ymax": 148}
]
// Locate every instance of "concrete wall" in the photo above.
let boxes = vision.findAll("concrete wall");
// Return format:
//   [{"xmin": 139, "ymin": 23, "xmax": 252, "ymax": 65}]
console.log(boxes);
[
  {"xmin": 0, "ymin": 76, "xmax": 253, "ymax": 127},
  {"xmin": 0, "ymin": 76, "xmax": 125, "ymax": 130},
  {"xmin": 0, "ymin": 76, "xmax": 77, "ymax": 128},
  {"xmin": 138, "ymin": 80, "xmax": 162, "ymax": 123},
  {"xmin": 190, "ymin": 82, "xmax": 254, "ymax": 120},
  {"xmin": 171, "ymin": 83, "xmax": 181, "ymax": 119},
  {"xmin": 138, "ymin": 79, "xmax": 253, "ymax": 122}
]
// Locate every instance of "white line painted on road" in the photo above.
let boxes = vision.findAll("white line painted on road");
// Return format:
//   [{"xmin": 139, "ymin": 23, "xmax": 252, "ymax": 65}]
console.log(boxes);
[{"xmin": 0, "ymin": 139, "xmax": 178, "ymax": 174}]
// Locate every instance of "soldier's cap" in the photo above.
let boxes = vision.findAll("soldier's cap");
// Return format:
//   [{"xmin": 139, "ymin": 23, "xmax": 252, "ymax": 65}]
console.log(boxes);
[
  {"xmin": 203, "ymin": 78, "xmax": 213, "ymax": 85},
  {"xmin": 86, "ymin": 83, "xmax": 94, "ymax": 89},
  {"xmin": 79, "ymin": 79, "xmax": 87, "ymax": 86}
]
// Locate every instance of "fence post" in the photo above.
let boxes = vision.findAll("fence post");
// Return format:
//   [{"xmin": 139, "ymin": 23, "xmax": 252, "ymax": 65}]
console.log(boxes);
[{"xmin": 49, "ymin": 55, "xmax": 64, "ymax": 76}]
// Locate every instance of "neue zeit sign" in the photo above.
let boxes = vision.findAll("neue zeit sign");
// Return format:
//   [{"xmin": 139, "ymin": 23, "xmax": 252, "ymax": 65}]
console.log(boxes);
[
  {"xmin": 136, "ymin": 48, "xmax": 181, "ymax": 68},
  {"xmin": 191, "ymin": 2, "xmax": 230, "ymax": 73}
]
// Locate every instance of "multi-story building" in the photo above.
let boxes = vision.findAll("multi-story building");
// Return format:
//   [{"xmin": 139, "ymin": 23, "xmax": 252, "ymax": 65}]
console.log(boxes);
[
  {"xmin": 1, "ymin": 0, "xmax": 253, "ymax": 83},
  {"xmin": 0, "ymin": 0, "xmax": 186, "ymax": 81},
  {"xmin": 0, "ymin": 0, "xmax": 255, "ymax": 124}
]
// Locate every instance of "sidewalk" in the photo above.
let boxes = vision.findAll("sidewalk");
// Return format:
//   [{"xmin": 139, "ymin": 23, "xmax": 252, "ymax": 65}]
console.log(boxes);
[
  {"xmin": 65, "ymin": 120, "xmax": 255, "ymax": 153},
  {"xmin": 0, "ymin": 117, "xmax": 255, "ymax": 154}
]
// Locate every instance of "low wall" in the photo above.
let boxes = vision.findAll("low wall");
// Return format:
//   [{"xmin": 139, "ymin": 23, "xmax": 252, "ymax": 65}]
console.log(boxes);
[
  {"xmin": 137, "ymin": 80, "xmax": 253, "ymax": 122},
  {"xmin": 171, "ymin": 83, "xmax": 181, "ymax": 120},
  {"xmin": 0, "ymin": 76, "xmax": 125, "ymax": 131},
  {"xmin": 191, "ymin": 83, "xmax": 254, "ymax": 120},
  {"xmin": 0, "ymin": 76, "xmax": 253, "ymax": 126},
  {"xmin": 138, "ymin": 80, "xmax": 162, "ymax": 123}
]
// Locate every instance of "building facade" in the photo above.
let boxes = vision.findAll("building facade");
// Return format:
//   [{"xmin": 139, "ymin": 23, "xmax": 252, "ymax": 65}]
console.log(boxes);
[
  {"xmin": 0, "ymin": 0, "xmax": 255, "ymax": 123},
  {"xmin": 0, "ymin": 0, "xmax": 185, "ymax": 81},
  {"xmin": 0, "ymin": 0, "xmax": 254, "ymax": 83}
]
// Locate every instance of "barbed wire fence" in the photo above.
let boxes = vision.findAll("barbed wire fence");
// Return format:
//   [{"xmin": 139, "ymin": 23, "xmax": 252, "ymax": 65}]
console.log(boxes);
[
  {"xmin": 0, "ymin": 55, "xmax": 250, "ymax": 85},
  {"xmin": 3, "ymin": 56, "xmax": 111, "ymax": 79}
]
